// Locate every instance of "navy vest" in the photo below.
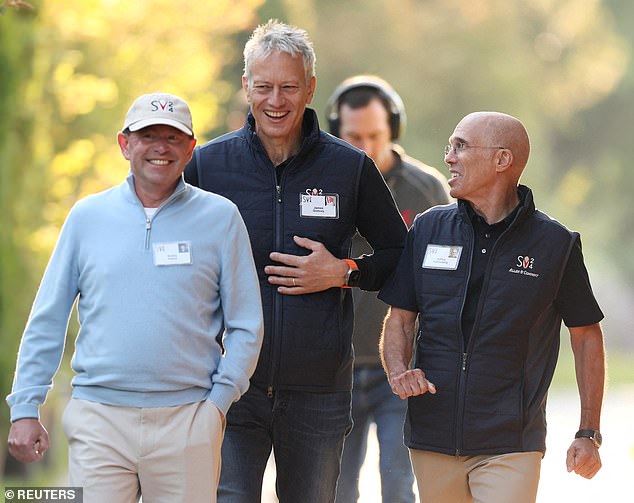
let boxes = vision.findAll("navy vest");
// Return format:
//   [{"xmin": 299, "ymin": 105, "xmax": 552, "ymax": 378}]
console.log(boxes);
[
  {"xmin": 405, "ymin": 186, "xmax": 577, "ymax": 455},
  {"xmin": 188, "ymin": 110, "xmax": 367, "ymax": 391}
]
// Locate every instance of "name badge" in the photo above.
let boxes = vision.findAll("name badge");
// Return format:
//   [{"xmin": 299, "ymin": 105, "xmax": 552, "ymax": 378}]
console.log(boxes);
[
  {"xmin": 153, "ymin": 241, "xmax": 193, "ymax": 266},
  {"xmin": 300, "ymin": 193, "xmax": 339, "ymax": 219},
  {"xmin": 422, "ymin": 244, "xmax": 462, "ymax": 270}
]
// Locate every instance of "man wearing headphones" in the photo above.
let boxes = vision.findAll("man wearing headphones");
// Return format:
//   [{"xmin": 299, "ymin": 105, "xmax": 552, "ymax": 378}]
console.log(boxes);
[{"xmin": 327, "ymin": 76, "xmax": 451, "ymax": 503}]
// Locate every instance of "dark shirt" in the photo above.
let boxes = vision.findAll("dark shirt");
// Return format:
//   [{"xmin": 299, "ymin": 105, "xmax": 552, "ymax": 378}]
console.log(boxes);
[
  {"xmin": 275, "ymin": 156, "xmax": 293, "ymax": 182},
  {"xmin": 462, "ymin": 203, "xmax": 520, "ymax": 345}
]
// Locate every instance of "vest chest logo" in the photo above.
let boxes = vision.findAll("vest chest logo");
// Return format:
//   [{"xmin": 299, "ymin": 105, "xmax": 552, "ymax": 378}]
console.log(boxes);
[{"xmin": 508, "ymin": 255, "xmax": 540, "ymax": 278}]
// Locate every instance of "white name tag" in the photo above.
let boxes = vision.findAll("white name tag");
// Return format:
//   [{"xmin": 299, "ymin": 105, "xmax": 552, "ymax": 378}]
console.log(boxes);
[
  {"xmin": 153, "ymin": 241, "xmax": 193, "ymax": 266},
  {"xmin": 300, "ymin": 193, "xmax": 339, "ymax": 218},
  {"xmin": 422, "ymin": 244, "xmax": 462, "ymax": 270}
]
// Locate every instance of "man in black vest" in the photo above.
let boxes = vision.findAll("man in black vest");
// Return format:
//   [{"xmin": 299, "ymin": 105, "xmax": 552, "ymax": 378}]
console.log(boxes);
[
  {"xmin": 326, "ymin": 76, "xmax": 450, "ymax": 503},
  {"xmin": 379, "ymin": 111, "xmax": 605, "ymax": 503},
  {"xmin": 184, "ymin": 20, "xmax": 407, "ymax": 503}
]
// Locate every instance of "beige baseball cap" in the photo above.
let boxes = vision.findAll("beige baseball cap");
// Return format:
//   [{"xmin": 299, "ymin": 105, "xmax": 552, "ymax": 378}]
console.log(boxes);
[{"xmin": 123, "ymin": 92, "xmax": 193, "ymax": 136}]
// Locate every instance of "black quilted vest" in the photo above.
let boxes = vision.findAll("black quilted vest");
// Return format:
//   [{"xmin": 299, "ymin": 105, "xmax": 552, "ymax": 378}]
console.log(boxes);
[
  {"xmin": 404, "ymin": 186, "xmax": 577, "ymax": 455},
  {"xmin": 187, "ymin": 110, "xmax": 367, "ymax": 392}
]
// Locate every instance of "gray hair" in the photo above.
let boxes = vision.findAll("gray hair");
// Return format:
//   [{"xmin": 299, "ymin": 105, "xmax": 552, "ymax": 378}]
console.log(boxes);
[{"xmin": 243, "ymin": 19, "xmax": 316, "ymax": 86}]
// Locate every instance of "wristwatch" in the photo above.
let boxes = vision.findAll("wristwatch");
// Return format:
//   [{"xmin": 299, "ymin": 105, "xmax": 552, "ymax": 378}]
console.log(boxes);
[
  {"xmin": 575, "ymin": 429, "xmax": 602, "ymax": 448},
  {"xmin": 342, "ymin": 259, "xmax": 360, "ymax": 288}
]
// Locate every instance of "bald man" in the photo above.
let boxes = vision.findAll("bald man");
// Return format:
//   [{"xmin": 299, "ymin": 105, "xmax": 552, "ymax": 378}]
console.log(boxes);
[{"xmin": 379, "ymin": 112, "xmax": 605, "ymax": 503}]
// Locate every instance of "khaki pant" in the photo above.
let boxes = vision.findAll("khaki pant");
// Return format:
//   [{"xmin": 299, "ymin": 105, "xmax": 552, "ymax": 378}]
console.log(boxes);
[
  {"xmin": 410, "ymin": 449, "xmax": 542, "ymax": 503},
  {"xmin": 62, "ymin": 398, "xmax": 224, "ymax": 503}
]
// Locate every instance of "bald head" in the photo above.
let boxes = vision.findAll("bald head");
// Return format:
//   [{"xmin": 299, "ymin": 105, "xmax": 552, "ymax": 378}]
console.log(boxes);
[{"xmin": 457, "ymin": 111, "xmax": 530, "ymax": 173}]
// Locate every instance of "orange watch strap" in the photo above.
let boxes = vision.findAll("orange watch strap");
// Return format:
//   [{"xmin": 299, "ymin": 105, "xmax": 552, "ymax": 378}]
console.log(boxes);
[
  {"xmin": 342, "ymin": 259, "xmax": 359, "ymax": 289},
  {"xmin": 343, "ymin": 259, "xmax": 358, "ymax": 270}
]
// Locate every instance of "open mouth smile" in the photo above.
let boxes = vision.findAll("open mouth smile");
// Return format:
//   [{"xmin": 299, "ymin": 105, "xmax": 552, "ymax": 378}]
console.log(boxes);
[{"xmin": 265, "ymin": 111, "xmax": 289, "ymax": 119}]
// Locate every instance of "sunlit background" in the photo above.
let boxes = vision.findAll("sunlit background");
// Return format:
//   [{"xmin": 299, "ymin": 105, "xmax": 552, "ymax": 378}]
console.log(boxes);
[{"xmin": 1, "ymin": 1, "xmax": 633, "ymax": 501}]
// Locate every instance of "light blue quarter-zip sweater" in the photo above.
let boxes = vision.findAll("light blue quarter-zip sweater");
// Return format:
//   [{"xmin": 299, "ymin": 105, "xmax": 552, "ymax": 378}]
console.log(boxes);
[{"xmin": 8, "ymin": 175, "xmax": 264, "ymax": 421}]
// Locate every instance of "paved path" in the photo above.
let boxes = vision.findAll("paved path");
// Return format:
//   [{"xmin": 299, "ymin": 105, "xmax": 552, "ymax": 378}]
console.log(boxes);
[{"xmin": 261, "ymin": 385, "xmax": 634, "ymax": 502}]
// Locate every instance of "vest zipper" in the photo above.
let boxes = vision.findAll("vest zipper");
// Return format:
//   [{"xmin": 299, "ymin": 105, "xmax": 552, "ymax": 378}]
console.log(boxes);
[
  {"xmin": 268, "ymin": 156, "xmax": 300, "ymax": 394},
  {"xmin": 131, "ymin": 177, "xmax": 187, "ymax": 251},
  {"xmin": 454, "ymin": 222, "xmax": 473, "ymax": 456},
  {"xmin": 455, "ymin": 216, "xmax": 517, "ymax": 455},
  {"xmin": 457, "ymin": 351, "xmax": 468, "ymax": 457},
  {"xmin": 268, "ymin": 168, "xmax": 285, "ymax": 395}
]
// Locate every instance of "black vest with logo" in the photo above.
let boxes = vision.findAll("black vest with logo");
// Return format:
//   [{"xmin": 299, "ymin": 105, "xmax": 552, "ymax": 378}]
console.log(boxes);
[
  {"xmin": 406, "ymin": 186, "xmax": 577, "ymax": 455},
  {"xmin": 186, "ymin": 110, "xmax": 369, "ymax": 392}
]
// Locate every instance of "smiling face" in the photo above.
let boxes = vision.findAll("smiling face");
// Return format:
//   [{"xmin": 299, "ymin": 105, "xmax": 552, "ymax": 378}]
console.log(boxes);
[
  {"xmin": 242, "ymin": 50, "xmax": 316, "ymax": 155},
  {"xmin": 444, "ymin": 112, "xmax": 530, "ymax": 208},
  {"xmin": 118, "ymin": 125, "xmax": 196, "ymax": 206},
  {"xmin": 444, "ymin": 114, "xmax": 501, "ymax": 202}
]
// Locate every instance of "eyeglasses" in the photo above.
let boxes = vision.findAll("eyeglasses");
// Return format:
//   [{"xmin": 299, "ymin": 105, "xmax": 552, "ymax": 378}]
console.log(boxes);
[{"xmin": 444, "ymin": 143, "xmax": 506, "ymax": 155}]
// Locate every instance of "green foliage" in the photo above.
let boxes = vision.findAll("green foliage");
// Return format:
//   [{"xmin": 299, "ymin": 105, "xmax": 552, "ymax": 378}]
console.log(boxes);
[
  {"xmin": 0, "ymin": 0, "xmax": 265, "ymax": 480},
  {"xmin": 0, "ymin": 1, "xmax": 34, "ymax": 15},
  {"xmin": 2, "ymin": 0, "xmax": 633, "ymax": 484},
  {"xmin": 0, "ymin": 2, "xmax": 38, "ymax": 476}
]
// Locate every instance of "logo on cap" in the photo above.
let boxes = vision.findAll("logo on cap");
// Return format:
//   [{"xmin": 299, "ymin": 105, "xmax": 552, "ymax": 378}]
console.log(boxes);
[
  {"xmin": 151, "ymin": 99, "xmax": 175, "ymax": 113},
  {"xmin": 123, "ymin": 92, "xmax": 193, "ymax": 136}
]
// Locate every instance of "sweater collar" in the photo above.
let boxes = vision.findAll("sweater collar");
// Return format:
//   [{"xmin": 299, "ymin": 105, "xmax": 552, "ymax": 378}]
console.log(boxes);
[{"xmin": 124, "ymin": 173, "xmax": 188, "ymax": 208}]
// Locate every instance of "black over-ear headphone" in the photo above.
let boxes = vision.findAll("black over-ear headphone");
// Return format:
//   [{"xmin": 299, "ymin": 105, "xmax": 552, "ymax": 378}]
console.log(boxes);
[{"xmin": 326, "ymin": 75, "xmax": 407, "ymax": 141}]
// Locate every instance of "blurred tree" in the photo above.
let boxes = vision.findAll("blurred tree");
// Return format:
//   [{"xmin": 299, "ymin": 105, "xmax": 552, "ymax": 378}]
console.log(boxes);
[
  {"xmin": 288, "ymin": 0, "xmax": 632, "ymax": 345},
  {"xmin": 301, "ymin": 0, "xmax": 629, "ymax": 276},
  {"xmin": 2, "ymin": 0, "xmax": 633, "ymax": 482},
  {"xmin": 306, "ymin": 0, "xmax": 627, "ymax": 177},
  {"xmin": 0, "ymin": 2, "xmax": 38, "ymax": 476},
  {"xmin": 548, "ymin": 0, "xmax": 634, "ymax": 281},
  {"xmin": 1, "ymin": 0, "xmax": 264, "ymax": 479},
  {"xmin": 0, "ymin": 1, "xmax": 33, "ymax": 14}
]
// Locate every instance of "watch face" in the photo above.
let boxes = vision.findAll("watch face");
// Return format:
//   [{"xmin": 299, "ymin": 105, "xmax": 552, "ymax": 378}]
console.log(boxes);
[
  {"xmin": 347, "ymin": 269, "xmax": 361, "ymax": 287},
  {"xmin": 594, "ymin": 431, "xmax": 603, "ymax": 446},
  {"xmin": 576, "ymin": 429, "xmax": 602, "ymax": 448}
]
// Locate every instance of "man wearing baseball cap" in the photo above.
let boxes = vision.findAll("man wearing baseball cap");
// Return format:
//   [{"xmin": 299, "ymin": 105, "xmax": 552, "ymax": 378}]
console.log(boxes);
[{"xmin": 6, "ymin": 92, "xmax": 264, "ymax": 503}]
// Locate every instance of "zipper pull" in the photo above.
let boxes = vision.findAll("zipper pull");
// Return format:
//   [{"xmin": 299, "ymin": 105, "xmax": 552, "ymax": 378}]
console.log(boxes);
[
  {"xmin": 144, "ymin": 217, "xmax": 152, "ymax": 250},
  {"xmin": 267, "ymin": 385, "xmax": 274, "ymax": 398},
  {"xmin": 276, "ymin": 185, "xmax": 282, "ymax": 203},
  {"xmin": 462, "ymin": 353, "xmax": 468, "ymax": 371}
]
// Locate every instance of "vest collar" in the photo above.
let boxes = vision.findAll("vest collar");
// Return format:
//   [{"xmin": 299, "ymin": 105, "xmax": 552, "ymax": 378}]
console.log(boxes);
[
  {"xmin": 458, "ymin": 184, "xmax": 535, "ymax": 228},
  {"xmin": 244, "ymin": 108, "xmax": 321, "ymax": 164}
]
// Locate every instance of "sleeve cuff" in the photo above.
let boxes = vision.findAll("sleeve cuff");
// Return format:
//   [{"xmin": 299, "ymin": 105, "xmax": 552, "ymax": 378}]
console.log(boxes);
[
  {"xmin": 208, "ymin": 383, "xmax": 238, "ymax": 416},
  {"xmin": 10, "ymin": 403, "xmax": 40, "ymax": 423}
]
